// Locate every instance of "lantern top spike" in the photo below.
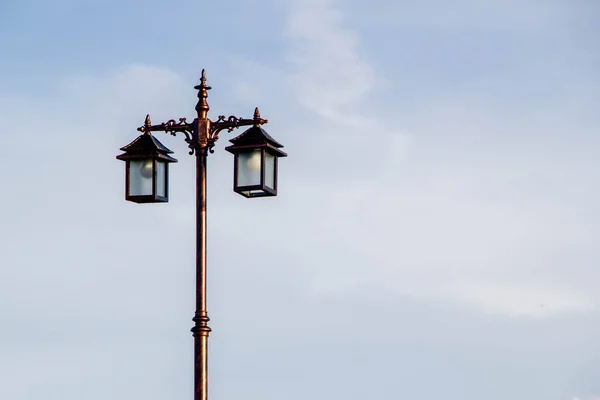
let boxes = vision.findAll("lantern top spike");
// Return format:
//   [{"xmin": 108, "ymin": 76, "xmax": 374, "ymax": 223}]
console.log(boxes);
[
  {"xmin": 143, "ymin": 114, "xmax": 152, "ymax": 135},
  {"xmin": 253, "ymin": 107, "xmax": 268, "ymax": 127}
]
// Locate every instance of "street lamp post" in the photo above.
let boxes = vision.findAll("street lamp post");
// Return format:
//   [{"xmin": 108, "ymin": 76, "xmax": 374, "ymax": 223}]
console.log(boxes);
[{"xmin": 116, "ymin": 69, "xmax": 287, "ymax": 400}]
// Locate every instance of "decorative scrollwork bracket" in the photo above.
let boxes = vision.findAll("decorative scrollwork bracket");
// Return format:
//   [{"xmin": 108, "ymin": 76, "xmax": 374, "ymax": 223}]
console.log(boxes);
[{"xmin": 135, "ymin": 71, "xmax": 268, "ymax": 156}]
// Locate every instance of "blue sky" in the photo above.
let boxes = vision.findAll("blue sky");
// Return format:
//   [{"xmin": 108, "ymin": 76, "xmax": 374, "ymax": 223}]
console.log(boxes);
[{"xmin": 1, "ymin": 1, "xmax": 599, "ymax": 399}]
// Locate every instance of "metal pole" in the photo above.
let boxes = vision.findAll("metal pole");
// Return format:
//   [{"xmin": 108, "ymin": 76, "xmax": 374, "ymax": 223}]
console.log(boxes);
[{"xmin": 192, "ymin": 146, "xmax": 211, "ymax": 400}]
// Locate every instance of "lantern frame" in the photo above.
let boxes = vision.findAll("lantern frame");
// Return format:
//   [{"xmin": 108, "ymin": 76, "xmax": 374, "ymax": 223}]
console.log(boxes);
[
  {"xmin": 116, "ymin": 133, "xmax": 178, "ymax": 203},
  {"xmin": 225, "ymin": 125, "xmax": 287, "ymax": 198}
]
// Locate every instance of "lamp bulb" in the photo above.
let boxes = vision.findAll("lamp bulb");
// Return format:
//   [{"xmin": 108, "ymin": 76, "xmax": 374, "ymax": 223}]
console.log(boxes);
[
  {"xmin": 246, "ymin": 151, "xmax": 262, "ymax": 172},
  {"xmin": 140, "ymin": 160, "xmax": 153, "ymax": 179}
]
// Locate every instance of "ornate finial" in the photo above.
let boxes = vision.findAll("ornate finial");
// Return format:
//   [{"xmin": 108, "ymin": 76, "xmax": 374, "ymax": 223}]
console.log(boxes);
[
  {"xmin": 253, "ymin": 107, "xmax": 268, "ymax": 126},
  {"xmin": 194, "ymin": 69, "xmax": 211, "ymax": 119},
  {"xmin": 143, "ymin": 114, "xmax": 152, "ymax": 135}
]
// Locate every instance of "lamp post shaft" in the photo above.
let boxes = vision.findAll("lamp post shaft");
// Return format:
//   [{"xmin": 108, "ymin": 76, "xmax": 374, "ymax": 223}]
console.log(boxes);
[{"xmin": 193, "ymin": 146, "xmax": 211, "ymax": 400}]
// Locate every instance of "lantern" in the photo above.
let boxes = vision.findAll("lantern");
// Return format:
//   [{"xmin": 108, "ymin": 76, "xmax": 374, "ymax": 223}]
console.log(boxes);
[
  {"xmin": 225, "ymin": 125, "xmax": 287, "ymax": 198},
  {"xmin": 116, "ymin": 133, "xmax": 177, "ymax": 203}
]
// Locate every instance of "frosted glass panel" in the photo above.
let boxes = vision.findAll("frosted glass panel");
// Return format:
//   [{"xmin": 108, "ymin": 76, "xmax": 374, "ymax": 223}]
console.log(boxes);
[
  {"xmin": 265, "ymin": 153, "xmax": 275, "ymax": 189},
  {"xmin": 237, "ymin": 150, "xmax": 261, "ymax": 187},
  {"xmin": 129, "ymin": 160, "xmax": 153, "ymax": 196},
  {"xmin": 156, "ymin": 160, "xmax": 166, "ymax": 197}
]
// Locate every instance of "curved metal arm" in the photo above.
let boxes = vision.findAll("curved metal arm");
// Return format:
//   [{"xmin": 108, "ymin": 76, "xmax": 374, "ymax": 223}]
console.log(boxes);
[
  {"xmin": 210, "ymin": 114, "xmax": 267, "ymax": 141},
  {"xmin": 136, "ymin": 107, "xmax": 268, "ymax": 156},
  {"xmin": 208, "ymin": 108, "xmax": 269, "ymax": 148},
  {"xmin": 137, "ymin": 115, "xmax": 194, "ymax": 142}
]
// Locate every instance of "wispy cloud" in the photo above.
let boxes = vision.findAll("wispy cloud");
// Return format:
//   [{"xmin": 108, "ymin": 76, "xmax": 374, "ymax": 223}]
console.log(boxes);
[
  {"xmin": 2, "ymin": 0, "xmax": 599, "ymax": 398},
  {"xmin": 274, "ymin": 0, "xmax": 600, "ymax": 318},
  {"xmin": 348, "ymin": 0, "xmax": 577, "ymax": 32},
  {"xmin": 284, "ymin": 0, "xmax": 375, "ymax": 124}
]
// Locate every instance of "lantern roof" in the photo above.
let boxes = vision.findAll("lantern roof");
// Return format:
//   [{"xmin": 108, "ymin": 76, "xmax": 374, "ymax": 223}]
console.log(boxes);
[
  {"xmin": 116, "ymin": 133, "xmax": 178, "ymax": 163},
  {"xmin": 228, "ymin": 125, "xmax": 284, "ymax": 149},
  {"xmin": 225, "ymin": 125, "xmax": 287, "ymax": 158}
]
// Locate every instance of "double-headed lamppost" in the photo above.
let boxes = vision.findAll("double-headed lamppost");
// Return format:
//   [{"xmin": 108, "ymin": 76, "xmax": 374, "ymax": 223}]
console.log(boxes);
[{"xmin": 116, "ymin": 70, "xmax": 287, "ymax": 400}]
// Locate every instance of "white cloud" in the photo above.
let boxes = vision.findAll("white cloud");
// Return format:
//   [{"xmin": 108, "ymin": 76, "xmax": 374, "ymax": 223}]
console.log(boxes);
[
  {"xmin": 273, "ymin": 0, "xmax": 600, "ymax": 318},
  {"xmin": 284, "ymin": 0, "xmax": 375, "ymax": 124},
  {"xmin": 347, "ymin": 0, "xmax": 576, "ymax": 33},
  {"xmin": 2, "ymin": 1, "xmax": 599, "ymax": 399}
]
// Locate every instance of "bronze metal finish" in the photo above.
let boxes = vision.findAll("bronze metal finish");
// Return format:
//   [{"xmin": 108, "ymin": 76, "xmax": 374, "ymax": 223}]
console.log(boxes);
[
  {"xmin": 128, "ymin": 69, "xmax": 275, "ymax": 400},
  {"xmin": 192, "ymin": 146, "xmax": 210, "ymax": 400},
  {"xmin": 138, "ymin": 69, "xmax": 268, "ymax": 155}
]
